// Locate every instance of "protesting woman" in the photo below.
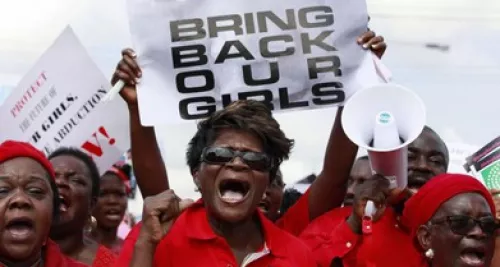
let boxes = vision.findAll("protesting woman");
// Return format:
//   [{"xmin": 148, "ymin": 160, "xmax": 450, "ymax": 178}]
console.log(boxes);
[
  {"xmin": 91, "ymin": 162, "xmax": 131, "ymax": 253},
  {"xmin": 0, "ymin": 140, "xmax": 86, "ymax": 267},
  {"xmin": 49, "ymin": 147, "xmax": 116, "ymax": 266},
  {"xmin": 404, "ymin": 173, "xmax": 497, "ymax": 267}
]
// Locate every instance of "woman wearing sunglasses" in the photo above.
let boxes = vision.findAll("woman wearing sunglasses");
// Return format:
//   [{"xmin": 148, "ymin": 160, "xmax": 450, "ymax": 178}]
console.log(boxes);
[{"xmin": 403, "ymin": 173, "xmax": 497, "ymax": 267}]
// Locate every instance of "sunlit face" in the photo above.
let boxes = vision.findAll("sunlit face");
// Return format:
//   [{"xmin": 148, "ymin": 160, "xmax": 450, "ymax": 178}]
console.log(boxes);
[
  {"xmin": 50, "ymin": 155, "xmax": 93, "ymax": 235},
  {"xmin": 418, "ymin": 193, "xmax": 495, "ymax": 267},
  {"xmin": 93, "ymin": 174, "xmax": 127, "ymax": 230},
  {"xmin": 196, "ymin": 129, "xmax": 270, "ymax": 224},
  {"xmin": 259, "ymin": 170, "xmax": 284, "ymax": 221},
  {"xmin": 407, "ymin": 130, "xmax": 448, "ymax": 192},
  {"xmin": 344, "ymin": 158, "xmax": 372, "ymax": 206},
  {"xmin": 0, "ymin": 158, "xmax": 53, "ymax": 262}
]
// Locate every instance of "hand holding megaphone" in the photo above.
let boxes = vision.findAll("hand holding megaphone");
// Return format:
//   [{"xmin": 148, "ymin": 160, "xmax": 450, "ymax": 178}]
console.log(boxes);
[{"xmin": 346, "ymin": 174, "xmax": 390, "ymax": 234}]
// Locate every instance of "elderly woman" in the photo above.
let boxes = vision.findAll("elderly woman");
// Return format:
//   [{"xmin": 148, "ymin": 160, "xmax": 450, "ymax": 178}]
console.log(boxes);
[
  {"xmin": 403, "ymin": 173, "xmax": 497, "ymax": 267},
  {"xmin": 0, "ymin": 140, "xmax": 86, "ymax": 267}
]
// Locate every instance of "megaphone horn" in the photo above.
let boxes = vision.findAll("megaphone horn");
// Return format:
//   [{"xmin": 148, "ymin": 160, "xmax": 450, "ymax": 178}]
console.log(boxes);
[{"xmin": 341, "ymin": 83, "xmax": 426, "ymax": 190}]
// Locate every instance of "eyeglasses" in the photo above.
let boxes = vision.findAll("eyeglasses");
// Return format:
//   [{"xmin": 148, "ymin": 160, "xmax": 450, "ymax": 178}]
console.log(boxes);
[
  {"xmin": 431, "ymin": 215, "xmax": 497, "ymax": 236},
  {"xmin": 201, "ymin": 147, "xmax": 272, "ymax": 172}
]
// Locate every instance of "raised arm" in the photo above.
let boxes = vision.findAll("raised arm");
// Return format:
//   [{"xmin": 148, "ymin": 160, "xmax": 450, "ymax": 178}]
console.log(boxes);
[{"xmin": 112, "ymin": 49, "xmax": 169, "ymax": 197}]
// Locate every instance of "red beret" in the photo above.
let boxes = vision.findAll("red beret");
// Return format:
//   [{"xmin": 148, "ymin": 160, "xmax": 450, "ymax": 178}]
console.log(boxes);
[
  {"xmin": 0, "ymin": 140, "xmax": 55, "ymax": 180},
  {"xmin": 403, "ymin": 173, "xmax": 495, "ymax": 239}
]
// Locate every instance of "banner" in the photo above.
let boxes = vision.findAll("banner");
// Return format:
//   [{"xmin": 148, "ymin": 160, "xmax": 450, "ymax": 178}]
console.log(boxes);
[
  {"xmin": 127, "ymin": 0, "xmax": 378, "ymax": 125},
  {"xmin": 465, "ymin": 135, "xmax": 500, "ymax": 189},
  {"xmin": 0, "ymin": 26, "xmax": 130, "ymax": 174}
]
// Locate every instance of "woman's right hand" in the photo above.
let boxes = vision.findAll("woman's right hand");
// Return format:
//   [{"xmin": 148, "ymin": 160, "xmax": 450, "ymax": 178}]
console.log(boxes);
[
  {"xmin": 111, "ymin": 48, "xmax": 142, "ymax": 106},
  {"xmin": 138, "ymin": 189, "xmax": 194, "ymax": 245},
  {"xmin": 347, "ymin": 174, "xmax": 390, "ymax": 234}
]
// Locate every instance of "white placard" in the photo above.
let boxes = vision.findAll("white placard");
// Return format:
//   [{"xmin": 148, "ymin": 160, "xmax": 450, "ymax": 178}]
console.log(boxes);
[
  {"xmin": 0, "ymin": 26, "xmax": 130, "ymax": 174},
  {"xmin": 127, "ymin": 0, "xmax": 379, "ymax": 125}
]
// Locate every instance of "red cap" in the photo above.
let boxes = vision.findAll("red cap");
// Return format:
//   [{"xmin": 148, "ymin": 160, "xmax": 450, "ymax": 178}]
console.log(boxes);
[
  {"xmin": 0, "ymin": 140, "xmax": 55, "ymax": 179},
  {"xmin": 403, "ymin": 173, "xmax": 495, "ymax": 242}
]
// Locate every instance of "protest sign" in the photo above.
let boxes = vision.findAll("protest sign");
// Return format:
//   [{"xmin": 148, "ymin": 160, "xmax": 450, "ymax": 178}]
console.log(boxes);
[
  {"xmin": 0, "ymin": 26, "xmax": 130, "ymax": 174},
  {"xmin": 127, "ymin": 0, "xmax": 378, "ymax": 125},
  {"xmin": 464, "ymin": 135, "xmax": 500, "ymax": 189}
]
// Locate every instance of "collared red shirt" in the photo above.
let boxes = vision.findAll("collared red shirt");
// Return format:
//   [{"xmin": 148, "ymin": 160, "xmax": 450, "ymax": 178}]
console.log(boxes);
[
  {"xmin": 300, "ymin": 207, "xmax": 422, "ymax": 267},
  {"xmin": 115, "ymin": 190, "xmax": 312, "ymax": 267},
  {"xmin": 153, "ymin": 199, "xmax": 317, "ymax": 267}
]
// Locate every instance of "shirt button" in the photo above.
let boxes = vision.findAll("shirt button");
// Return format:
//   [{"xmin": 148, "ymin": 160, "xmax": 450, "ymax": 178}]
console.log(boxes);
[
  {"xmin": 346, "ymin": 242, "xmax": 352, "ymax": 248},
  {"xmin": 226, "ymin": 264, "xmax": 233, "ymax": 267}
]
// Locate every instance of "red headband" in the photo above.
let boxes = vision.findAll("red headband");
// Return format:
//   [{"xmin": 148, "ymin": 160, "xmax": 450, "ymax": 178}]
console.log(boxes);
[
  {"xmin": 107, "ymin": 166, "xmax": 131, "ymax": 194},
  {"xmin": 0, "ymin": 140, "xmax": 55, "ymax": 179},
  {"xmin": 403, "ymin": 173, "xmax": 495, "ymax": 241}
]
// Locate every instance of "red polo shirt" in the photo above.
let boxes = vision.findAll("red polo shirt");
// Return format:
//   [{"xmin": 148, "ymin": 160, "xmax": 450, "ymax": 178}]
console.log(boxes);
[
  {"xmin": 115, "ymin": 191, "xmax": 312, "ymax": 267},
  {"xmin": 300, "ymin": 207, "xmax": 422, "ymax": 267},
  {"xmin": 153, "ymin": 199, "xmax": 316, "ymax": 267}
]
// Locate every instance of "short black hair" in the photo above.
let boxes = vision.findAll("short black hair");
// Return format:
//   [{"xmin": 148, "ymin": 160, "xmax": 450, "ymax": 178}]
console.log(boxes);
[
  {"xmin": 48, "ymin": 147, "xmax": 100, "ymax": 199},
  {"xmin": 186, "ymin": 100, "xmax": 294, "ymax": 181},
  {"xmin": 422, "ymin": 125, "xmax": 449, "ymax": 170}
]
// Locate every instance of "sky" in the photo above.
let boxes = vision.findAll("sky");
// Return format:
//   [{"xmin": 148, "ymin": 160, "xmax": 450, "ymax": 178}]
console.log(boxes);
[{"xmin": 0, "ymin": 0, "xmax": 499, "ymax": 211}]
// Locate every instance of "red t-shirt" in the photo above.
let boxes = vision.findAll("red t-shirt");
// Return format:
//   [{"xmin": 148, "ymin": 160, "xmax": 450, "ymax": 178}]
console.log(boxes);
[
  {"xmin": 26, "ymin": 239, "xmax": 88, "ymax": 267},
  {"xmin": 300, "ymin": 207, "xmax": 422, "ymax": 267},
  {"xmin": 92, "ymin": 245, "xmax": 116, "ymax": 267},
  {"xmin": 152, "ymin": 199, "xmax": 316, "ymax": 266},
  {"xmin": 115, "ymin": 190, "xmax": 312, "ymax": 267}
]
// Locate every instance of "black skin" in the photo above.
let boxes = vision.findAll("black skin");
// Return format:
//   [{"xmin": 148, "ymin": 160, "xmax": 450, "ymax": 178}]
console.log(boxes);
[
  {"xmin": 0, "ymin": 158, "xmax": 54, "ymax": 266},
  {"xmin": 407, "ymin": 129, "xmax": 448, "ymax": 193},
  {"xmin": 417, "ymin": 193, "xmax": 495, "ymax": 267},
  {"xmin": 343, "ymin": 158, "xmax": 372, "ymax": 207},
  {"xmin": 348, "ymin": 128, "xmax": 449, "ymax": 232}
]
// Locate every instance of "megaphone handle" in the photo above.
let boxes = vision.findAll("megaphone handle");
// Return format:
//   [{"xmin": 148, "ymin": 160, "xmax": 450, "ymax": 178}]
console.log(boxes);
[{"xmin": 362, "ymin": 200, "xmax": 376, "ymax": 235}]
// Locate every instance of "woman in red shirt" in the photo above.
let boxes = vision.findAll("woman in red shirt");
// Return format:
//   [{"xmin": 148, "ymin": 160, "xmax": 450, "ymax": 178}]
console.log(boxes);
[
  {"xmin": 0, "ymin": 140, "xmax": 87, "ymax": 267},
  {"xmin": 403, "ymin": 173, "xmax": 497, "ymax": 267},
  {"xmin": 48, "ymin": 148, "xmax": 116, "ymax": 266},
  {"xmin": 91, "ymin": 162, "xmax": 131, "ymax": 254}
]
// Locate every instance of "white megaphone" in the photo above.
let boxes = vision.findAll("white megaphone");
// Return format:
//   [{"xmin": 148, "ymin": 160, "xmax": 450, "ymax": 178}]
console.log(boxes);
[{"xmin": 342, "ymin": 83, "xmax": 426, "ymax": 216}]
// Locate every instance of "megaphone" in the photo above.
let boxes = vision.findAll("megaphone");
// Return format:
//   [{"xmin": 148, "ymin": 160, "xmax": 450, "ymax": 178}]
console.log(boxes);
[{"xmin": 342, "ymin": 83, "xmax": 426, "ymax": 191}]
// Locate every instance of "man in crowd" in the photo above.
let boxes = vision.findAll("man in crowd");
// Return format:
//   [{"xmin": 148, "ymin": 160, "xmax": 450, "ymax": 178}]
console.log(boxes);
[{"xmin": 300, "ymin": 126, "xmax": 450, "ymax": 267}]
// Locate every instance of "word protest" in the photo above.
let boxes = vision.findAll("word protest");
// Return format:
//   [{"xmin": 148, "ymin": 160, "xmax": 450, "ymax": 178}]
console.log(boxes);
[
  {"xmin": 127, "ymin": 0, "xmax": 379, "ymax": 125},
  {"xmin": 0, "ymin": 26, "xmax": 130, "ymax": 174}
]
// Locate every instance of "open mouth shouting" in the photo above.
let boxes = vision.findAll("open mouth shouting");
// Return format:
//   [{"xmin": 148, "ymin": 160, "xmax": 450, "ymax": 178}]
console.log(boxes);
[
  {"xmin": 459, "ymin": 244, "xmax": 487, "ymax": 267},
  {"xmin": 217, "ymin": 178, "xmax": 251, "ymax": 205},
  {"xmin": 4, "ymin": 216, "xmax": 35, "ymax": 243},
  {"xmin": 104, "ymin": 208, "xmax": 124, "ymax": 222},
  {"xmin": 58, "ymin": 193, "xmax": 71, "ymax": 214}
]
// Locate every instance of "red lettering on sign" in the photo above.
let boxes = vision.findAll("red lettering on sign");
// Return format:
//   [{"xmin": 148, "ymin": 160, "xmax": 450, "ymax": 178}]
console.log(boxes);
[
  {"xmin": 80, "ymin": 126, "xmax": 116, "ymax": 158},
  {"xmin": 10, "ymin": 71, "xmax": 48, "ymax": 118}
]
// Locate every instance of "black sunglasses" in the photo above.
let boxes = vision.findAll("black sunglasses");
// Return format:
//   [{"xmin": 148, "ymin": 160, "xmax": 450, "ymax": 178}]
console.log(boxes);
[
  {"xmin": 201, "ymin": 147, "xmax": 272, "ymax": 172},
  {"xmin": 431, "ymin": 215, "xmax": 497, "ymax": 236}
]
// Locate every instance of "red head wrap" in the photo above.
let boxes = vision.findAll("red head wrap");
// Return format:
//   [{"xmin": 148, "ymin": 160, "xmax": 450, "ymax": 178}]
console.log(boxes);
[
  {"xmin": 0, "ymin": 140, "xmax": 55, "ymax": 179},
  {"xmin": 403, "ymin": 173, "xmax": 495, "ymax": 241},
  {"xmin": 106, "ymin": 161, "xmax": 131, "ymax": 194}
]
